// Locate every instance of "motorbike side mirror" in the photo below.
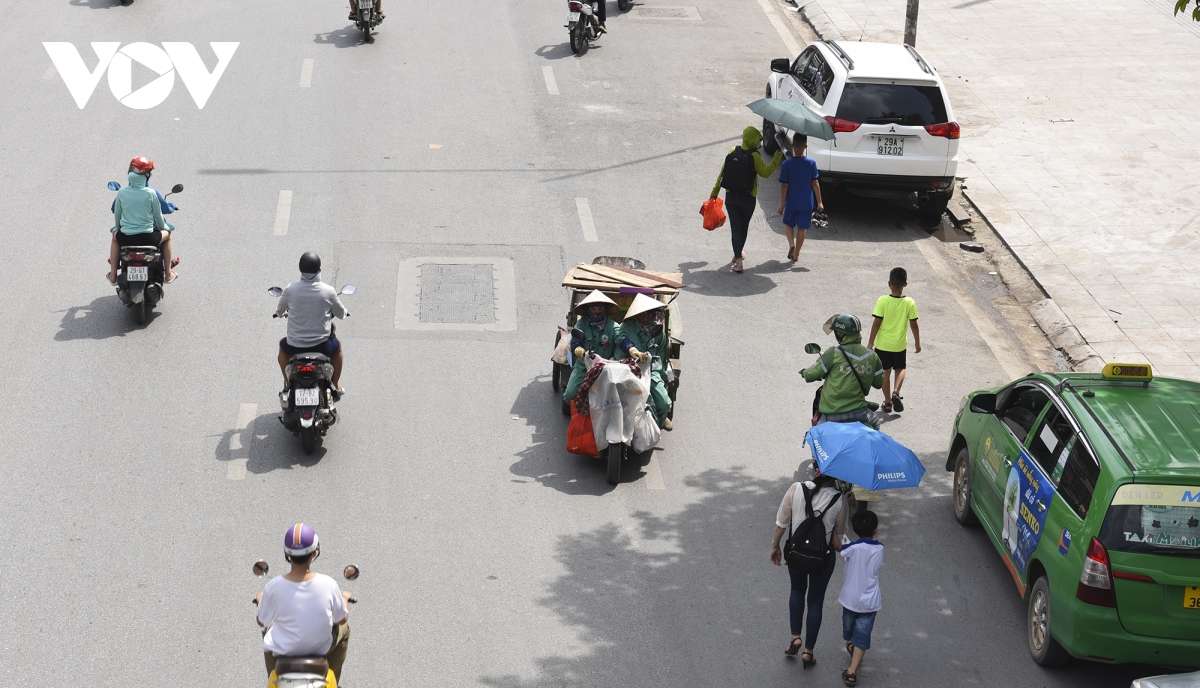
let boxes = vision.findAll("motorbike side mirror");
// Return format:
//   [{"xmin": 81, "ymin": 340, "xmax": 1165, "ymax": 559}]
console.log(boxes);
[
  {"xmin": 170, "ymin": 184, "xmax": 184, "ymax": 194},
  {"xmin": 253, "ymin": 560, "xmax": 270, "ymax": 577},
  {"xmin": 804, "ymin": 343, "xmax": 821, "ymax": 355},
  {"xmin": 268, "ymin": 287, "xmax": 283, "ymax": 297},
  {"xmin": 770, "ymin": 58, "xmax": 790, "ymax": 74},
  {"xmin": 969, "ymin": 393, "xmax": 997, "ymax": 414},
  {"xmin": 338, "ymin": 285, "xmax": 357, "ymax": 295},
  {"xmin": 107, "ymin": 181, "xmax": 121, "ymax": 191},
  {"xmin": 570, "ymin": 328, "xmax": 585, "ymax": 342},
  {"xmin": 343, "ymin": 565, "xmax": 360, "ymax": 581}
]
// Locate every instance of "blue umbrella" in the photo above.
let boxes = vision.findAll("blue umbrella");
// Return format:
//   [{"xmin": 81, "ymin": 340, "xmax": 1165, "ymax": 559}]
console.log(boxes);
[{"xmin": 804, "ymin": 422, "xmax": 926, "ymax": 490}]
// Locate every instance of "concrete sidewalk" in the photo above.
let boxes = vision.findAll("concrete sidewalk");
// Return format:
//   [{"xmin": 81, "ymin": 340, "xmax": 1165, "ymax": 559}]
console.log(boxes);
[{"xmin": 787, "ymin": 0, "xmax": 1200, "ymax": 380}]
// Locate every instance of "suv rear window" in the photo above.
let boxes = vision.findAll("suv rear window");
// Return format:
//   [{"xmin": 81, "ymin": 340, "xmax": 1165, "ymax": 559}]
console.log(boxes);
[
  {"xmin": 1098, "ymin": 484, "xmax": 1200, "ymax": 558},
  {"xmin": 836, "ymin": 83, "xmax": 948, "ymax": 126}
]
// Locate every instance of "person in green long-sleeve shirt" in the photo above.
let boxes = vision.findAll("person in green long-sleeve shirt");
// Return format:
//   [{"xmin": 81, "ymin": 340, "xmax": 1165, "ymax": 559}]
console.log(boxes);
[
  {"xmin": 618, "ymin": 294, "xmax": 674, "ymax": 431},
  {"xmin": 562, "ymin": 290, "xmax": 636, "ymax": 404},
  {"xmin": 801, "ymin": 314, "xmax": 883, "ymax": 429},
  {"xmin": 710, "ymin": 125, "xmax": 783, "ymax": 273}
]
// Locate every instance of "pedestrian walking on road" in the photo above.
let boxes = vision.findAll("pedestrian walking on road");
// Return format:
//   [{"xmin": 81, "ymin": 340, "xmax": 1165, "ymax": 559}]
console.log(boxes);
[
  {"xmin": 770, "ymin": 466, "xmax": 846, "ymax": 668},
  {"xmin": 710, "ymin": 126, "xmax": 783, "ymax": 273},
  {"xmin": 777, "ymin": 134, "xmax": 823, "ymax": 262},
  {"xmin": 867, "ymin": 267, "xmax": 920, "ymax": 413},
  {"xmin": 836, "ymin": 510, "xmax": 884, "ymax": 687}
]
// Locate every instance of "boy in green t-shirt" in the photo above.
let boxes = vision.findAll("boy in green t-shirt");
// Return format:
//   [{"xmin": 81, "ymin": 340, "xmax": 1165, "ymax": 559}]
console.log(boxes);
[{"xmin": 867, "ymin": 267, "xmax": 921, "ymax": 413}]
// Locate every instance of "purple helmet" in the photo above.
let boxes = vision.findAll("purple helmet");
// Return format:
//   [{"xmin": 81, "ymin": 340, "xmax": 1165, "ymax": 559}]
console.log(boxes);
[{"xmin": 283, "ymin": 523, "xmax": 320, "ymax": 557}]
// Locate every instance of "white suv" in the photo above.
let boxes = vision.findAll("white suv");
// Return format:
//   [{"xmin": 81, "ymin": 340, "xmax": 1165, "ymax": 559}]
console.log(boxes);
[{"xmin": 764, "ymin": 40, "xmax": 960, "ymax": 224}]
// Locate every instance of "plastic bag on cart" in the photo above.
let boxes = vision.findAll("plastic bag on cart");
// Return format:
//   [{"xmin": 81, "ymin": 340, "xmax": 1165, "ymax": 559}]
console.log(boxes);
[
  {"xmin": 631, "ymin": 409, "xmax": 661, "ymax": 454},
  {"xmin": 552, "ymin": 327, "xmax": 571, "ymax": 365},
  {"xmin": 587, "ymin": 359, "xmax": 651, "ymax": 451}
]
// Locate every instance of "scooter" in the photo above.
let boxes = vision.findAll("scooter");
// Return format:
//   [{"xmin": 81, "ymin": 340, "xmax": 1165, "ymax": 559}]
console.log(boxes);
[
  {"xmin": 252, "ymin": 560, "xmax": 360, "ymax": 688},
  {"xmin": 351, "ymin": 0, "xmax": 382, "ymax": 40},
  {"xmin": 270, "ymin": 285, "xmax": 356, "ymax": 454},
  {"xmin": 107, "ymin": 181, "xmax": 183, "ymax": 325},
  {"xmin": 566, "ymin": 0, "xmax": 603, "ymax": 54}
]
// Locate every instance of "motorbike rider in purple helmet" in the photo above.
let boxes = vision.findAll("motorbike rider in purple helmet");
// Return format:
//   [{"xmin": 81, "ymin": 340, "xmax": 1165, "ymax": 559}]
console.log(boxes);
[{"xmin": 255, "ymin": 524, "xmax": 354, "ymax": 683}]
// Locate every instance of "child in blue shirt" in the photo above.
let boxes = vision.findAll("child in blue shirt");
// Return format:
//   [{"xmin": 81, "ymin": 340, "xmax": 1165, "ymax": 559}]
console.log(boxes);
[
  {"xmin": 777, "ymin": 133, "xmax": 824, "ymax": 263},
  {"xmin": 836, "ymin": 510, "xmax": 883, "ymax": 687}
]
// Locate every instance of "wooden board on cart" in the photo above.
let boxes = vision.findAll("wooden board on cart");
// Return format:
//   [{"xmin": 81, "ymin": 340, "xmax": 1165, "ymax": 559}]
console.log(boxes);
[{"xmin": 562, "ymin": 264, "xmax": 684, "ymax": 295}]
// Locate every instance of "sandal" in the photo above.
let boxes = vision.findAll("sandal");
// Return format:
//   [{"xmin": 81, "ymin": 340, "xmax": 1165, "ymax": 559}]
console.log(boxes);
[
  {"xmin": 842, "ymin": 670, "xmax": 857, "ymax": 686},
  {"xmin": 846, "ymin": 641, "xmax": 855, "ymax": 657},
  {"xmin": 881, "ymin": 402, "xmax": 892, "ymax": 413},
  {"xmin": 731, "ymin": 261, "xmax": 743, "ymax": 273},
  {"xmin": 800, "ymin": 649, "xmax": 815, "ymax": 669},
  {"xmin": 784, "ymin": 637, "xmax": 803, "ymax": 656},
  {"xmin": 891, "ymin": 393, "xmax": 905, "ymax": 412}
]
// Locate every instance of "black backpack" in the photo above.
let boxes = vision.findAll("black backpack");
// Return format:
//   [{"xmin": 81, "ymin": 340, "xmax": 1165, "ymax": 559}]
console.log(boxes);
[
  {"xmin": 784, "ymin": 484, "xmax": 838, "ymax": 573},
  {"xmin": 720, "ymin": 147, "xmax": 757, "ymax": 194}
]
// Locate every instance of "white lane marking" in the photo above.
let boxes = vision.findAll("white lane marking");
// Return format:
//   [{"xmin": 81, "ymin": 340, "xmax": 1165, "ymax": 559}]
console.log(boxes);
[
  {"xmin": 300, "ymin": 59, "xmax": 314, "ymax": 88},
  {"xmin": 43, "ymin": 65, "xmax": 57, "ymax": 80},
  {"xmin": 273, "ymin": 190, "xmax": 293, "ymax": 236},
  {"xmin": 542, "ymin": 66, "xmax": 560, "ymax": 95},
  {"xmin": 911, "ymin": 232, "xmax": 1028, "ymax": 379},
  {"xmin": 575, "ymin": 198, "xmax": 598, "ymax": 242},
  {"xmin": 754, "ymin": 0, "xmax": 802, "ymax": 56},
  {"xmin": 644, "ymin": 452, "xmax": 665, "ymax": 490},
  {"xmin": 226, "ymin": 403, "xmax": 258, "ymax": 480}
]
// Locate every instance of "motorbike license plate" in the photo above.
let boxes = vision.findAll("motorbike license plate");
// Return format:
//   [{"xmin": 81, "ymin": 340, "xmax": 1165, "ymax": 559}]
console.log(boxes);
[
  {"xmin": 1185, "ymin": 586, "xmax": 1200, "ymax": 609},
  {"xmin": 126, "ymin": 266, "xmax": 149, "ymax": 282},
  {"xmin": 569, "ymin": 11, "xmax": 580, "ymax": 20},
  {"xmin": 294, "ymin": 387, "xmax": 320, "ymax": 407},
  {"xmin": 876, "ymin": 136, "xmax": 904, "ymax": 156}
]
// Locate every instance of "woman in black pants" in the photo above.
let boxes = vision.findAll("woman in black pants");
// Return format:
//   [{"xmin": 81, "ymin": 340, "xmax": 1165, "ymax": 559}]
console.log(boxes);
[{"xmin": 710, "ymin": 126, "xmax": 783, "ymax": 272}]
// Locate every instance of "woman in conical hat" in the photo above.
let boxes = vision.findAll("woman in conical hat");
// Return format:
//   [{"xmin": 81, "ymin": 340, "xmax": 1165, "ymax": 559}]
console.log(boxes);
[
  {"xmin": 562, "ymin": 290, "xmax": 634, "ymax": 404},
  {"xmin": 618, "ymin": 293, "xmax": 674, "ymax": 430}
]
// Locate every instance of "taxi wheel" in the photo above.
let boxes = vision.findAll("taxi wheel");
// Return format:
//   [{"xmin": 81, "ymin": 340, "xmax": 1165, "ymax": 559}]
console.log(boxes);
[
  {"xmin": 952, "ymin": 448, "xmax": 979, "ymax": 527},
  {"xmin": 1028, "ymin": 577, "xmax": 1071, "ymax": 666}
]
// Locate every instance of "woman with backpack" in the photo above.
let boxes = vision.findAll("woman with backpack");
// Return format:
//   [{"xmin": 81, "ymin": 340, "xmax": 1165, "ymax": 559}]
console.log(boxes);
[
  {"xmin": 710, "ymin": 126, "xmax": 783, "ymax": 273},
  {"xmin": 770, "ymin": 466, "xmax": 846, "ymax": 668}
]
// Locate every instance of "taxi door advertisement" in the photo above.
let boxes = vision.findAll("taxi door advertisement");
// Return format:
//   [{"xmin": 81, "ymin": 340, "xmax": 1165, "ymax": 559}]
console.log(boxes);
[{"xmin": 1000, "ymin": 451, "xmax": 1056, "ymax": 576}]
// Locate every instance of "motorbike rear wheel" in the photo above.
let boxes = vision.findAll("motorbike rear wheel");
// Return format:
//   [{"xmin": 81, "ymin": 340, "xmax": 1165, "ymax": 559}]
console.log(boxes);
[
  {"xmin": 570, "ymin": 24, "xmax": 586, "ymax": 54},
  {"xmin": 606, "ymin": 443, "xmax": 623, "ymax": 484},
  {"xmin": 135, "ymin": 299, "xmax": 148, "ymax": 325},
  {"xmin": 301, "ymin": 426, "xmax": 317, "ymax": 454}
]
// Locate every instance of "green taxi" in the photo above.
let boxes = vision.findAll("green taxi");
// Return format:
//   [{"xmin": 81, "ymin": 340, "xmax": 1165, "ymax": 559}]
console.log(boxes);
[{"xmin": 947, "ymin": 363, "xmax": 1200, "ymax": 667}]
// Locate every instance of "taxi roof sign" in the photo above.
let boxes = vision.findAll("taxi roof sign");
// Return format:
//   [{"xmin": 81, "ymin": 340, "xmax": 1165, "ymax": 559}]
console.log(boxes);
[{"xmin": 1102, "ymin": 363, "xmax": 1153, "ymax": 380}]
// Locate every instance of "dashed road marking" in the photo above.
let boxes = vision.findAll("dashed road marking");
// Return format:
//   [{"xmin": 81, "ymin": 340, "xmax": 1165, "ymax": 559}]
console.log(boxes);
[
  {"xmin": 226, "ymin": 403, "xmax": 258, "ymax": 480},
  {"xmin": 575, "ymin": 198, "xmax": 598, "ymax": 242},
  {"xmin": 754, "ymin": 0, "xmax": 801, "ymax": 56},
  {"xmin": 273, "ymin": 190, "xmax": 293, "ymax": 236},
  {"xmin": 644, "ymin": 452, "xmax": 665, "ymax": 490},
  {"xmin": 542, "ymin": 66, "xmax": 560, "ymax": 95},
  {"xmin": 300, "ymin": 59, "xmax": 314, "ymax": 87}
]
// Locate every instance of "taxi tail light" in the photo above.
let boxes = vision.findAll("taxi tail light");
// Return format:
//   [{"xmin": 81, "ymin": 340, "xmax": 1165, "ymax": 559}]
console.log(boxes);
[{"xmin": 1076, "ymin": 537, "xmax": 1117, "ymax": 607}]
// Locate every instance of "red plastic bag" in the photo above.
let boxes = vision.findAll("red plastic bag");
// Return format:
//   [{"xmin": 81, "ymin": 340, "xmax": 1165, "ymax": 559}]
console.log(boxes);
[
  {"xmin": 700, "ymin": 197, "xmax": 726, "ymax": 231},
  {"xmin": 566, "ymin": 401, "xmax": 600, "ymax": 457}
]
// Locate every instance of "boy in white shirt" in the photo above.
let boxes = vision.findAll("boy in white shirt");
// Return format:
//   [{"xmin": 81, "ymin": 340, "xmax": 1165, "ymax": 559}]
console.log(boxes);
[{"xmin": 836, "ymin": 510, "xmax": 883, "ymax": 687}]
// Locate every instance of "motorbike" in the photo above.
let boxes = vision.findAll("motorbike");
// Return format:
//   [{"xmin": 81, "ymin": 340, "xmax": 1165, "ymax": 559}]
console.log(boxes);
[
  {"xmin": 575, "ymin": 342, "xmax": 660, "ymax": 484},
  {"xmin": 352, "ymin": 0, "xmax": 382, "ymax": 40},
  {"xmin": 252, "ymin": 560, "xmax": 360, "ymax": 688},
  {"xmin": 107, "ymin": 181, "xmax": 183, "ymax": 325},
  {"xmin": 566, "ymin": 0, "xmax": 603, "ymax": 54},
  {"xmin": 270, "ymin": 285, "xmax": 356, "ymax": 454}
]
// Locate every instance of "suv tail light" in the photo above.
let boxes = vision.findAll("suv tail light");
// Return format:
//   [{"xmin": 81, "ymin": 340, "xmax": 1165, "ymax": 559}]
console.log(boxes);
[
  {"xmin": 823, "ymin": 116, "xmax": 860, "ymax": 133},
  {"xmin": 924, "ymin": 121, "xmax": 961, "ymax": 139},
  {"xmin": 568, "ymin": 1, "xmax": 582, "ymax": 8},
  {"xmin": 1076, "ymin": 537, "xmax": 1117, "ymax": 607}
]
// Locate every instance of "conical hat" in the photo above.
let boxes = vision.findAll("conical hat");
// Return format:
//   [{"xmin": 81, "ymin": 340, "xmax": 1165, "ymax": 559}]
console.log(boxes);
[
  {"xmin": 573, "ymin": 289, "xmax": 618, "ymax": 314},
  {"xmin": 624, "ymin": 293, "xmax": 666, "ymax": 320}
]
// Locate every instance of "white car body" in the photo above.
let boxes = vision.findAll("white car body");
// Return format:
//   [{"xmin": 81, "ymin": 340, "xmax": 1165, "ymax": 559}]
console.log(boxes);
[{"xmin": 765, "ymin": 40, "xmax": 960, "ymax": 216}]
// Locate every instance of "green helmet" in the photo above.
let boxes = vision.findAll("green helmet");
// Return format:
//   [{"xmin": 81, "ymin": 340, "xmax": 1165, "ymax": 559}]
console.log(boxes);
[{"xmin": 828, "ymin": 314, "xmax": 861, "ymax": 336}]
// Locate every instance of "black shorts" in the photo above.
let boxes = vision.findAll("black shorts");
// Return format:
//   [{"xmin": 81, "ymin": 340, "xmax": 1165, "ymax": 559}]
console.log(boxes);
[
  {"xmin": 280, "ymin": 336, "xmax": 340, "ymax": 357},
  {"xmin": 875, "ymin": 348, "xmax": 906, "ymax": 371},
  {"xmin": 115, "ymin": 230, "xmax": 165, "ymax": 247}
]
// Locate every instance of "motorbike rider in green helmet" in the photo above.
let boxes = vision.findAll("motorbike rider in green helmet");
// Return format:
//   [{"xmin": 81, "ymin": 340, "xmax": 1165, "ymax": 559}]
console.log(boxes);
[{"xmin": 801, "ymin": 314, "xmax": 884, "ymax": 430}]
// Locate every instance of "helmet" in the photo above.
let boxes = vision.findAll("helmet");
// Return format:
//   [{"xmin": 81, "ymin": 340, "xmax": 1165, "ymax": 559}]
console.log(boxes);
[
  {"xmin": 283, "ymin": 523, "xmax": 320, "ymax": 558},
  {"xmin": 829, "ymin": 314, "xmax": 861, "ymax": 336},
  {"xmin": 128, "ymin": 156, "xmax": 155, "ymax": 175},
  {"xmin": 299, "ymin": 252, "xmax": 321, "ymax": 273}
]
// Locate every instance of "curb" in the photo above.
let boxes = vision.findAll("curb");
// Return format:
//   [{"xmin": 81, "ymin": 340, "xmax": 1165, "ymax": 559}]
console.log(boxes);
[{"xmin": 792, "ymin": 0, "xmax": 843, "ymax": 40}]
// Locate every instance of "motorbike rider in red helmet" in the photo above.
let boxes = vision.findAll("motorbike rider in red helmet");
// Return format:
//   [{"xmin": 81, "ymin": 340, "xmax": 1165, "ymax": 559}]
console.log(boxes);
[{"xmin": 107, "ymin": 156, "xmax": 178, "ymax": 284}]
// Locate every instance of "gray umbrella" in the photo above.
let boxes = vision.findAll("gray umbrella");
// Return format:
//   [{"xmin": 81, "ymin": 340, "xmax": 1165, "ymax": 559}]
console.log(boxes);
[{"xmin": 747, "ymin": 98, "xmax": 835, "ymax": 141}]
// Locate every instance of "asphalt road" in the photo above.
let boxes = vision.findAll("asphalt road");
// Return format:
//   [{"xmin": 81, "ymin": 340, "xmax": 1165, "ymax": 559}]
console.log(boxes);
[{"xmin": 0, "ymin": 0, "xmax": 1170, "ymax": 685}]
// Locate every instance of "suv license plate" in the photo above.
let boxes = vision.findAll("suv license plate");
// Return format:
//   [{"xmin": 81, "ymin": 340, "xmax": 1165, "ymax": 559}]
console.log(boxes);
[
  {"xmin": 126, "ymin": 266, "xmax": 149, "ymax": 282},
  {"xmin": 294, "ymin": 387, "xmax": 320, "ymax": 407},
  {"xmin": 876, "ymin": 137, "xmax": 904, "ymax": 156},
  {"xmin": 1185, "ymin": 586, "xmax": 1200, "ymax": 609}
]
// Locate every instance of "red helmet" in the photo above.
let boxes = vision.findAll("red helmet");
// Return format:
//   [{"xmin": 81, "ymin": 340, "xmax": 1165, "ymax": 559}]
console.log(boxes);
[{"xmin": 128, "ymin": 156, "xmax": 155, "ymax": 175}]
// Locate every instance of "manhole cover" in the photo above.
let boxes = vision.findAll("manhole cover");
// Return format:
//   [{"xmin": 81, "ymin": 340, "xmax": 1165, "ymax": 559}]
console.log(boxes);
[
  {"xmin": 630, "ymin": 5, "xmax": 701, "ymax": 19},
  {"xmin": 419, "ymin": 263, "xmax": 495, "ymax": 324}
]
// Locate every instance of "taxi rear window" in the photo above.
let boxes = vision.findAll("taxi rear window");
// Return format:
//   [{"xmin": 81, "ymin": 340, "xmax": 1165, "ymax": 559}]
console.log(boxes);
[{"xmin": 1098, "ymin": 484, "xmax": 1200, "ymax": 558}]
